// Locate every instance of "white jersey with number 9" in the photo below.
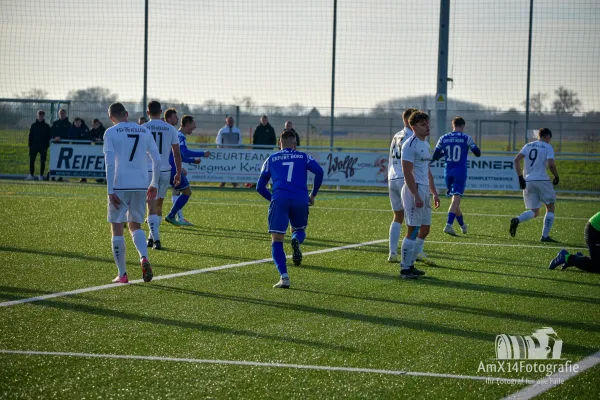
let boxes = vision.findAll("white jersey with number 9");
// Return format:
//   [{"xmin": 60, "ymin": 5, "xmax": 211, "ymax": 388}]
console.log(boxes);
[{"xmin": 519, "ymin": 141, "xmax": 555, "ymax": 182}]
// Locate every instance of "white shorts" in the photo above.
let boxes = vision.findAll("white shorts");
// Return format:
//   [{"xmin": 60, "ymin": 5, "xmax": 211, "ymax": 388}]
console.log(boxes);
[
  {"xmin": 107, "ymin": 191, "xmax": 146, "ymax": 223},
  {"xmin": 147, "ymin": 171, "xmax": 171, "ymax": 199},
  {"xmin": 388, "ymin": 178, "xmax": 404, "ymax": 211},
  {"xmin": 401, "ymin": 183, "xmax": 432, "ymax": 226},
  {"xmin": 524, "ymin": 180, "xmax": 556, "ymax": 209}
]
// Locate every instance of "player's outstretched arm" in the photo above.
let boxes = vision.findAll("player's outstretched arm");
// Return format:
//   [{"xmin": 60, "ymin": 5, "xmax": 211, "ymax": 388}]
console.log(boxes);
[{"xmin": 307, "ymin": 158, "xmax": 324, "ymax": 198}]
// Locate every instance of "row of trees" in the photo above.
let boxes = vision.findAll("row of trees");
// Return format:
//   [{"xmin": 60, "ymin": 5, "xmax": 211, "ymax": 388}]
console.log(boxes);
[{"xmin": 12, "ymin": 85, "xmax": 589, "ymax": 118}]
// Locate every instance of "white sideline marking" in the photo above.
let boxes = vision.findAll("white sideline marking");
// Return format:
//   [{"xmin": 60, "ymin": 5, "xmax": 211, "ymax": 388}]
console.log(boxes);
[
  {"xmin": 503, "ymin": 350, "xmax": 600, "ymax": 400},
  {"xmin": 0, "ymin": 349, "xmax": 516, "ymax": 383},
  {"xmin": 0, "ymin": 239, "xmax": 387, "ymax": 308},
  {"xmin": 426, "ymin": 241, "xmax": 587, "ymax": 251}
]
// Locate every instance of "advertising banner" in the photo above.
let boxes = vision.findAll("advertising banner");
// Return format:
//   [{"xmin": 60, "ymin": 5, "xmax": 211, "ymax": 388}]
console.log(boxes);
[{"xmin": 49, "ymin": 143, "xmax": 520, "ymax": 190}]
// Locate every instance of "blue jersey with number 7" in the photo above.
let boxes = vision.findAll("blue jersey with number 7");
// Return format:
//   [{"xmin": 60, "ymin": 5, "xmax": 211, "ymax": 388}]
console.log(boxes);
[
  {"xmin": 257, "ymin": 148, "xmax": 324, "ymax": 201},
  {"xmin": 432, "ymin": 131, "xmax": 481, "ymax": 176}
]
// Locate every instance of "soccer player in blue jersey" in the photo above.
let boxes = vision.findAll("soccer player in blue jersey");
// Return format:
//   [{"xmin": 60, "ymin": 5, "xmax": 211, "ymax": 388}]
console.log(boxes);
[
  {"xmin": 164, "ymin": 114, "xmax": 210, "ymax": 226},
  {"xmin": 256, "ymin": 129, "xmax": 324, "ymax": 288},
  {"xmin": 431, "ymin": 117, "xmax": 481, "ymax": 235}
]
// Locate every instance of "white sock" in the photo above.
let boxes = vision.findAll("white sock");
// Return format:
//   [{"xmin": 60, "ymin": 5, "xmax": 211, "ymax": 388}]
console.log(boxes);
[
  {"xmin": 111, "ymin": 236, "xmax": 127, "ymax": 277},
  {"xmin": 131, "ymin": 229, "xmax": 148, "ymax": 259},
  {"xmin": 413, "ymin": 237, "xmax": 425, "ymax": 261},
  {"xmin": 147, "ymin": 214, "xmax": 161, "ymax": 241},
  {"xmin": 400, "ymin": 238, "xmax": 415, "ymax": 270},
  {"xmin": 518, "ymin": 210, "xmax": 535, "ymax": 223},
  {"xmin": 542, "ymin": 212, "xmax": 555, "ymax": 237},
  {"xmin": 389, "ymin": 222, "xmax": 401, "ymax": 255}
]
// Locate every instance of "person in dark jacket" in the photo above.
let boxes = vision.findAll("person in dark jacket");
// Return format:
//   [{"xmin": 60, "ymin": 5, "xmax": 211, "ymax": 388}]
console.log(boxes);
[
  {"xmin": 26, "ymin": 110, "xmax": 51, "ymax": 181},
  {"xmin": 284, "ymin": 120, "xmax": 300, "ymax": 147},
  {"xmin": 90, "ymin": 119, "xmax": 106, "ymax": 142},
  {"xmin": 67, "ymin": 118, "xmax": 91, "ymax": 140},
  {"xmin": 246, "ymin": 115, "xmax": 277, "ymax": 188},
  {"xmin": 253, "ymin": 115, "xmax": 277, "ymax": 148},
  {"xmin": 51, "ymin": 108, "xmax": 70, "ymax": 141}
]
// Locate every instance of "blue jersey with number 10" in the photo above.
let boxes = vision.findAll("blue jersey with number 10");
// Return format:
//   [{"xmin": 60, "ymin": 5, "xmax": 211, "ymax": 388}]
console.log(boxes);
[
  {"xmin": 258, "ymin": 148, "xmax": 324, "ymax": 201},
  {"xmin": 433, "ymin": 131, "xmax": 480, "ymax": 176}
]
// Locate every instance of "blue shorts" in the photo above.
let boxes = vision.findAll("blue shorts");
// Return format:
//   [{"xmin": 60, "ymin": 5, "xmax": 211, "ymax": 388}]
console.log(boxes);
[
  {"xmin": 268, "ymin": 198, "xmax": 309, "ymax": 234},
  {"xmin": 445, "ymin": 174, "xmax": 466, "ymax": 197},
  {"xmin": 170, "ymin": 170, "xmax": 190, "ymax": 191}
]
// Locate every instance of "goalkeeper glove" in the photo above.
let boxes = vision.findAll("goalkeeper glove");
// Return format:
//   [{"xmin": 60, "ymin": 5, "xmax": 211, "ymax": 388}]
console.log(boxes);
[
  {"xmin": 518, "ymin": 175, "xmax": 526, "ymax": 190},
  {"xmin": 553, "ymin": 176, "xmax": 559, "ymax": 185}
]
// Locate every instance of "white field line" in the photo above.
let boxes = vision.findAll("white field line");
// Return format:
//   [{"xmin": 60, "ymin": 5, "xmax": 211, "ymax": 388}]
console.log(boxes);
[
  {"xmin": 426, "ymin": 241, "xmax": 587, "ymax": 251},
  {"xmin": 0, "ymin": 239, "xmax": 387, "ymax": 308},
  {"xmin": 503, "ymin": 350, "xmax": 600, "ymax": 400},
  {"xmin": 0, "ymin": 349, "xmax": 516, "ymax": 383}
]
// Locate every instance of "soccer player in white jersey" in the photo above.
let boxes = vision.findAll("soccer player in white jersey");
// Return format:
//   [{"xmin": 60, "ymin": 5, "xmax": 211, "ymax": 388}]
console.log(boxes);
[
  {"xmin": 143, "ymin": 101, "xmax": 183, "ymax": 249},
  {"xmin": 387, "ymin": 107, "xmax": 418, "ymax": 262},
  {"xmin": 103, "ymin": 102, "xmax": 161, "ymax": 284},
  {"xmin": 510, "ymin": 128, "xmax": 560, "ymax": 242},
  {"xmin": 399, "ymin": 111, "xmax": 440, "ymax": 279}
]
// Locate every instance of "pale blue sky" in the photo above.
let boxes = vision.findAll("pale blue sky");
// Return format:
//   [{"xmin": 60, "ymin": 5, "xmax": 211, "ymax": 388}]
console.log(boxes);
[{"xmin": 1, "ymin": 0, "xmax": 598, "ymax": 112}]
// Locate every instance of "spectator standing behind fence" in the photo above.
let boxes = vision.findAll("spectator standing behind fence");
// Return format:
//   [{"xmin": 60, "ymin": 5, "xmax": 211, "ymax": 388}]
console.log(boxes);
[
  {"xmin": 138, "ymin": 116, "xmax": 147, "ymax": 125},
  {"xmin": 246, "ymin": 115, "xmax": 277, "ymax": 188},
  {"xmin": 68, "ymin": 118, "xmax": 91, "ymax": 140},
  {"xmin": 284, "ymin": 121, "xmax": 300, "ymax": 147},
  {"xmin": 51, "ymin": 108, "xmax": 70, "ymax": 142},
  {"xmin": 50, "ymin": 108, "xmax": 69, "ymax": 181},
  {"xmin": 216, "ymin": 116, "xmax": 242, "ymax": 188},
  {"xmin": 26, "ymin": 110, "xmax": 51, "ymax": 181},
  {"xmin": 90, "ymin": 119, "xmax": 106, "ymax": 142}
]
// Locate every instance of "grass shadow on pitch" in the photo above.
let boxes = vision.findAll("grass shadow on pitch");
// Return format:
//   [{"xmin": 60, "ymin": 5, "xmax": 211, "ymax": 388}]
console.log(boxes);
[
  {"xmin": 34, "ymin": 297, "xmax": 354, "ymax": 353},
  {"xmin": 294, "ymin": 288, "xmax": 600, "ymax": 335}
]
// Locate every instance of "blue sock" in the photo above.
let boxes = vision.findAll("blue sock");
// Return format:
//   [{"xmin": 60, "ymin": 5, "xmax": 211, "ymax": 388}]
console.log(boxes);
[
  {"xmin": 456, "ymin": 215, "xmax": 464, "ymax": 226},
  {"xmin": 168, "ymin": 194, "xmax": 189, "ymax": 218},
  {"xmin": 272, "ymin": 242, "xmax": 287, "ymax": 277},
  {"xmin": 447, "ymin": 212, "xmax": 456, "ymax": 225},
  {"xmin": 292, "ymin": 229, "xmax": 306, "ymax": 244}
]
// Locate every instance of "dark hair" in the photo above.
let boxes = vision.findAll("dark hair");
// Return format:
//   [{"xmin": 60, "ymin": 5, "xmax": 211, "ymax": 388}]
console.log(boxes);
[
  {"xmin": 402, "ymin": 108, "xmax": 419, "ymax": 121},
  {"xmin": 147, "ymin": 100, "xmax": 162, "ymax": 116},
  {"xmin": 452, "ymin": 116, "xmax": 466, "ymax": 127},
  {"xmin": 408, "ymin": 111, "xmax": 430, "ymax": 127},
  {"xmin": 37, "ymin": 110, "xmax": 45, "ymax": 115},
  {"xmin": 108, "ymin": 102, "xmax": 127, "ymax": 118},
  {"xmin": 73, "ymin": 117, "xmax": 82, "ymax": 123},
  {"xmin": 538, "ymin": 128, "xmax": 552, "ymax": 138},
  {"xmin": 280, "ymin": 129, "xmax": 296, "ymax": 142},
  {"xmin": 164, "ymin": 108, "xmax": 177, "ymax": 121},
  {"xmin": 93, "ymin": 118, "xmax": 100, "ymax": 124},
  {"xmin": 261, "ymin": 115, "xmax": 268, "ymax": 119},
  {"xmin": 181, "ymin": 115, "xmax": 194, "ymax": 127}
]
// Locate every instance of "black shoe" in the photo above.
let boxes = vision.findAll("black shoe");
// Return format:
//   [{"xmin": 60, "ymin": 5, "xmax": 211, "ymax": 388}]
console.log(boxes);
[
  {"xmin": 291, "ymin": 238, "xmax": 302, "ymax": 266},
  {"xmin": 410, "ymin": 266, "xmax": 426, "ymax": 276},
  {"xmin": 509, "ymin": 218, "xmax": 519, "ymax": 237},
  {"xmin": 152, "ymin": 240, "xmax": 161, "ymax": 250},
  {"xmin": 541, "ymin": 236, "xmax": 559, "ymax": 243},
  {"xmin": 400, "ymin": 268, "xmax": 419, "ymax": 279},
  {"xmin": 147, "ymin": 238, "xmax": 154, "ymax": 248}
]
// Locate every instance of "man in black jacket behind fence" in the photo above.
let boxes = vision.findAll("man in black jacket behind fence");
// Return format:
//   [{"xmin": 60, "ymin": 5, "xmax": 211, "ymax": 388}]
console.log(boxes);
[
  {"xmin": 246, "ymin": 115, "xmax": 277, "ymax": 188},
  {"xmin": 26, "ymin": 110, "xmax": 51, "ymax": 181}
]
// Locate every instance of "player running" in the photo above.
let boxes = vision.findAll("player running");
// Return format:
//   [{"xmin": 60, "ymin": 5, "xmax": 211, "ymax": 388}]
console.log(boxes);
[
  {"xmin": 431, "ymin": 116, "xmax": 481, "ymax": 235},
  {"xmin": 103, "ymin": 102, "xmax": 160, "ymax": 283},
  {"xmin": 256, "ymin": 129, "xmax": 324, "ymax": 288},
  {"xmin": 510, "ymin": 128, "xmax": 560, "ymax": 242},
  {"xmin": 164, "ymin": 114, "xmax": 210, "ymax": 226},
  {"xmin": 387, "ymin": 107, "xmax": 419, "ymax": 262},
  {"xmin": 143, "ymin": 101, "xmax": 182, "ymax": 249}
]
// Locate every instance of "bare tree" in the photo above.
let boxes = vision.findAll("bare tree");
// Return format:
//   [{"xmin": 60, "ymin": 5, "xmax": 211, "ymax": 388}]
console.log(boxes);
[
  {"xmin": 552, "ymin": 86, "xmax": 582, "ymax": 115},
  {"xmin": 14, "ymin": 88, "xmax": 49, "ymax": 99},
  {"xmin": 67, "ymin": 87, "xmax": 118, "ymax": 104},
  {"xmin": 521, "ymin": 92, "xmax": 547, "ymax": 114}
]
